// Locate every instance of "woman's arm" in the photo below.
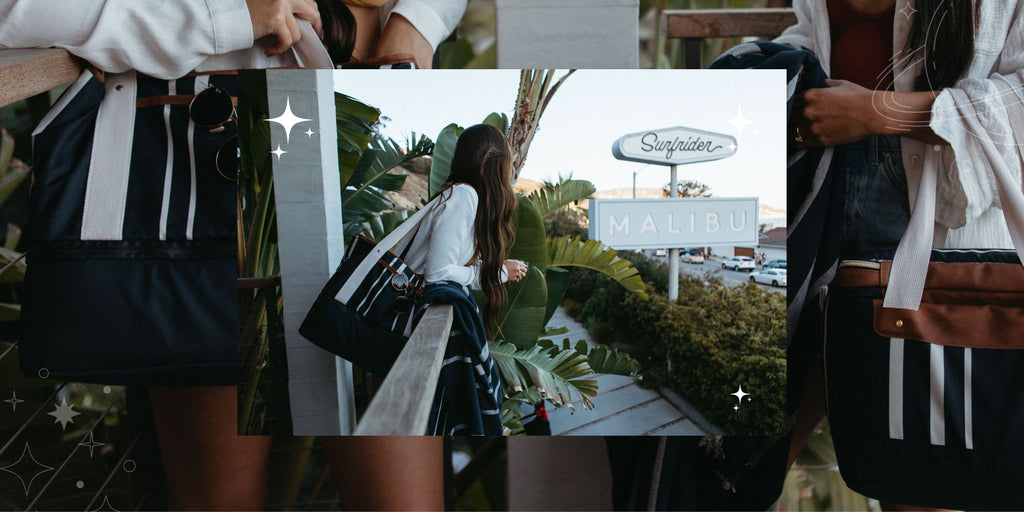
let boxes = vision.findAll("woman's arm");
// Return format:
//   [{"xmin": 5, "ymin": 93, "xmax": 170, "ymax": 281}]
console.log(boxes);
[
  {"xmin": 376, "ymin": 0, "xmax": 467, "ymax": 67},
  {"xmin": 792, "ymin": 79, "xmax": 947, "ymax": 147},
  {"xmin": 422, "ymin": 185, "xmax": 509, "ymax": 289},
  {"xmin": 0, "ymin": 0, "xmax": 320, "ymax": 79}
]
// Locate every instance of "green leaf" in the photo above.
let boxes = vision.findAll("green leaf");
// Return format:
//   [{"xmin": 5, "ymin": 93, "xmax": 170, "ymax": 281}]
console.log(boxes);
[
  {"xmin": 496, "ymin": 266, "xmax": 548, "ymax": 350},
  {"xmin": 430, "ymin": 123, "xmax": 463, "ymax": 197},
  {"xmin": 464, "ymin": 42, "xmax": 497, "ymax": 69},
  {"xmin": 548, "ymin": 236, "xmax": 648, "ymax": 300},
  {"xmin": 0, "ymin": 302, "xmax": 20, "ymax": 322},
  {"xmin": 585, "ymin": 344, "xmax": 642, "ymax": 376},
  {"xmin": 490, "ymin": 340, "xmax": 598, "ymax": 410},
  {"xmin": 543, "ymin": 267, "xmax": 570, "ymax": 326},
  {"xmin": 508, "ymin": 195, "xmax": 548, "ymax": 271},
  {"xmin": 526, "ymin": 178, "xmax": 596, "ymax": 218},
  {"xmin": 481, "ymin": 112, "xmax": 509, "ymax": 135},
  {"xmin": 437, "ymin": 38, "xmax": 475, "ymax": 69}
]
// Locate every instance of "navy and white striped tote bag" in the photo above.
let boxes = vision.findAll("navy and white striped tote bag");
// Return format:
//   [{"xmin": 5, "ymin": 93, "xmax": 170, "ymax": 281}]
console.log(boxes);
[
  {"xmin": 299, "ymin": 200, "xmax": 435, "ymax": 377},
  {"xmin": 19, "ymin": 70, "xmax": 238, "ymax": 386},
  {"xmin": 824, "ymin": 79, "xmax": 1024, "ymax": 510}
]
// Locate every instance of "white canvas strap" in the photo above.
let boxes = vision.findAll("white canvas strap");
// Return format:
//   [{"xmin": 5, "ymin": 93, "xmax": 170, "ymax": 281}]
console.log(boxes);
[
  {"xmin": 883, "ymin": 82, "xmax": 1024, "ymax": 310},
  {"xmin": 80, "ymin": 71, "xmax": 137, "ymax": 240},
  {"xmin": 334, "ymin": 198, "xmax": 440, "ymax": 304},
  {"xmin": 293, "ymin": 20, "xmax": 334, "ymax": 69}
]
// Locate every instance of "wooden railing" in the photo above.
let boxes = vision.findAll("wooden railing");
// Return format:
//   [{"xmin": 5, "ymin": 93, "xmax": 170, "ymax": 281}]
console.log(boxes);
[
  {"xmin": 0, "ymin": 48, "xmax": 81, "ymax": 107},
  {"xmin": 662, "ymin": 8, "xmax": 797, "ymax": 68},
  {"xmin": 354, "ymin": 304, "xmax": 454, "ymax": 435}
]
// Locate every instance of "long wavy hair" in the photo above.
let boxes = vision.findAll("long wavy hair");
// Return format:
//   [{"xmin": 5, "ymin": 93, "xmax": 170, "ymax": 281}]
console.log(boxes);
[
  {"xmin": 433, "ymin": 125, "xmax": 517, "ymax": 338},
  {"xmin": 905, "ymin": 0, "xmax": 982, "ymax": 91},
  {"xmin": 315, "ymin": 0, "xmax": 357, "ymax": 64}
]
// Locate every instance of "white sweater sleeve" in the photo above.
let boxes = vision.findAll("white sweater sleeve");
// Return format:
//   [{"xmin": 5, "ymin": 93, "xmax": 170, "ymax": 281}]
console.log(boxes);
[
  {"xmin": 384, "ymin": 0, "xmax": 467, "ymax": 51},
  {"xmin": 0, "ymin": 0, "xmax": 254, "ymax": 79},
  {"xmin": 772, "ymin": 0, "xmax": 821, "ymax": 54},
  {"xmin": 422, "ymin": 185, "xmax": 508, "ymax": 290},
  {"xmin": 929, "ymin": 5, "xmax": 1024, "ymax": 231}
]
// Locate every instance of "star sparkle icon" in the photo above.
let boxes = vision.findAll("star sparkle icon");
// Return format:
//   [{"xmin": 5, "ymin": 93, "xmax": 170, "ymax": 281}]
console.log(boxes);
[
  {"xmin": 5, "ymin": 390, "xmax": 24, "ymax": 411},
  {"xmin": 270, "ymin": 145, "xmax": 287, "ymax": 160},
  {"xmin": 78, "ymin": 431, "xmax": 106, "ymax": 458},
  {"xmin": 724, "ymin": 106, "xmax": 755, "ymax": 139},
  {"xmin": 0, "ymin": 443, "xmax": 54, "ymax": 495},
  {"xmin": 898, "ymin": 3, "xmax": 917, "ymax": 21},
  {"xmin": 265, "ymin": 97, "xmax": 312, "ymax": 144},
  {"xmin": 305, "ymin": 127, "xmax": 316, "ymax": 138},
  {"xmin": 47, "ymin": 397, "xmax": 81, "ymax": 430},
  {"xmin": 731, "ymin": 385, "xmax": 751, "ymax": 408}
]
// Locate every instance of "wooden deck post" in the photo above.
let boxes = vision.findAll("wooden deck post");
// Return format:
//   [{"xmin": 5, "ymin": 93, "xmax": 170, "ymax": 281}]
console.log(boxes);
[{"xmin": 267, "ymin": 69, "xmax": 356, "ymax": 436}]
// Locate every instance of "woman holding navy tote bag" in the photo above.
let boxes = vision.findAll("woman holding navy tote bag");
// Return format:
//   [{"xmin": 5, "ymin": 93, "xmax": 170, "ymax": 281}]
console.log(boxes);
[{"xmin": 0, "ymin": 0, "xmax": 465, "ymax": 509}]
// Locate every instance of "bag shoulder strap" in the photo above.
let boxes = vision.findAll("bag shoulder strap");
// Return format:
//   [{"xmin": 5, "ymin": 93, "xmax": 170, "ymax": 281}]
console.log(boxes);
[
  {"xmin": 334, "ymin": 196, "xmax": 442, "ymax": 303},
  {"xmin": 883, "ymin": 82, "xmax": 1024, "ymax": 310}
]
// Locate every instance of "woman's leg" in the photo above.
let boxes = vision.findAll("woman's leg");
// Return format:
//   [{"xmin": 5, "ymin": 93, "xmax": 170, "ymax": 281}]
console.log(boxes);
[
  {"xmin": 322, "ymin": 436, "xmax": 444, "ymax": 511},
  {"xmin": 149, "ymin": 386, "xmax": 272, "ymax": 510}
]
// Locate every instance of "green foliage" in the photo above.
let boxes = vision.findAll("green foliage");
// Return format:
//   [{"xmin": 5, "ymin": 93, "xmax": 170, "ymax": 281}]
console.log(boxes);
[
  {"xmin": 662, "ymin": 179, "xmax": 712, "ymax": 198},
  {"xmin": 508, "ymin": 195, "xmax": 549, "ymax": 271},
  {"xmin": 429, "ymin": 123, "xmax": 464, "ymax": 197},
  {"xmin": 490, "ymin": 339, "xmax": 596, "ymax": 409},
  {"xmin": 495, "ymin": 266, "xmax": 548, "ymax": 350},
  {"xmin": 548, "ymin": 236, "xmax": 647, "ymax": 300},
  {"xmin": 525, "ymin": 178, "xmax": 596, "ymax": 218}
]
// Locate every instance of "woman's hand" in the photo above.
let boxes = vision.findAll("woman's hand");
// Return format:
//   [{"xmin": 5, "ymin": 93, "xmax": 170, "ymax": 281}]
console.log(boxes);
[
  {"xmin": 791, "ymin": 79, "xmax": 945, "ymax": 148},
  {"xmin": 504, "ymin": 259, "xmax": 528, "ymax": 283},
  {"xmin": 247, "ymin": 0, "xmax": 324, "ymax": 56},
  {"xmin": 374, "ymin": 14, "xmax": 434, "ymax": 69},
  {"xmin": 791, "ymin": 79, "xmax": 882, "ymax": 148}
]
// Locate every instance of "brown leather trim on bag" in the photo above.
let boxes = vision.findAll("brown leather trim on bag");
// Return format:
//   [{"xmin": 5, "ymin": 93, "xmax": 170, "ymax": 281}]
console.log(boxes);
[
  {"xmin": 873, "ymin": 300, "xmax": 1024, "ymax": 349},
  {"xmin": 879, "ymin": 261, "xmax": 1024, "ymax": 292},
  {"xmin": 136, "ymin": 95, "xmax": 239, "ymax": 108},
  {"xmin": 832, "ymin": 267, "xmax": 881, "ymax": 288}
]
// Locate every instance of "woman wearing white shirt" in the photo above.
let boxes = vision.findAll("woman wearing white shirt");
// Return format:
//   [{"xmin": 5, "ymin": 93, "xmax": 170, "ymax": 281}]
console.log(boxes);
[{"xmin": 779, "ymin": 0, "xmax": 1024, "ymax": 507}]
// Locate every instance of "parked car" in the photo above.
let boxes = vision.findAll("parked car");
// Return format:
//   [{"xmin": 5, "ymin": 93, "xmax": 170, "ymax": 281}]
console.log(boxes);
[
  {"xmin": 722, "ymin": 256, "xmax": 756, "ymax": 272},
  {"xmin": 683, "ymin": 249, "xmax": 705, "ymax": 264},
  {"xmin": 764, "ymin": 258, "xmax": 787, "ymax": 269},
  {"xmin": 750, "ymin": 268, "xmax": 787, "ymax": 287}
]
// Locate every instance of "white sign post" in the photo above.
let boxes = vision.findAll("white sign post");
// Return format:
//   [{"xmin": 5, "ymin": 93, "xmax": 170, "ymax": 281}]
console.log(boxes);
[{"xmin": 609, "ymin": 126, "xmax": 740, "ymax": 301}]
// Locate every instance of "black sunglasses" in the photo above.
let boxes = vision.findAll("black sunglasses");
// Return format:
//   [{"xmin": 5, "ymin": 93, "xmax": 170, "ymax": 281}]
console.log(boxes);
[{"xmin": 189, "ymin": 85, "xmax": 238, "ymax": 182}]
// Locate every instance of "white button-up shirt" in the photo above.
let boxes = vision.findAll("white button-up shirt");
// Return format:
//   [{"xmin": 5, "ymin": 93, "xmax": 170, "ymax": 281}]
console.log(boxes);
[{"xmin": 777, "ymin": 0, "xmax": 1024, "ymax": 248}]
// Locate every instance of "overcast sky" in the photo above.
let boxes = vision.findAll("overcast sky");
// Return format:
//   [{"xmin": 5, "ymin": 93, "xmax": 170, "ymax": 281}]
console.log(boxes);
[{"xmin": 333, "ymin": 69, "xmax": 786, "ymax": 210}]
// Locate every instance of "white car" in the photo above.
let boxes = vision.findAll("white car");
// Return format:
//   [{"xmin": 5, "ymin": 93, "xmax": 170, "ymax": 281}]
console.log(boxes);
[
  {"xmin": 722, "ymin": 256, "xmax": 756, "ymax": 272},
  {"xmin": 749, "ymin": 268, "xmax": 787, "ymax": 287}
]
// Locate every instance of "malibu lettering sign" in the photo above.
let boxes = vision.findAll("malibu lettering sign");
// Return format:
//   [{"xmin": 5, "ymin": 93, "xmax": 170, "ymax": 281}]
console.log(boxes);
[
  {"xmin": 611, "ymin": 126, "xmax": 737, "ymax": 166},
  {"xmin": 589, "ymin": 198, "xmax": 758, "ymax": 250}
]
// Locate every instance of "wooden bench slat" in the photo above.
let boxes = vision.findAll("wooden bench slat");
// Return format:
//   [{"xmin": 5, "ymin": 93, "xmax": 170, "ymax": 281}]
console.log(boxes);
[
  {"xmin": 354, "ymin": 304, "xmax": 454, "ymax": 435},
  {"xmin": 663, "ymin": 8, "xmax": 797, "ymax": 40},
  {"xmin": 0, "ymin": 48, "xmax": 82, "ymax": 108}
]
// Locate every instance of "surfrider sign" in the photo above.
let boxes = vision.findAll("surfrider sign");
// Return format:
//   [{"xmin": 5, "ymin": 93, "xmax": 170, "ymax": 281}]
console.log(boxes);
[
  {"xmin": 611, "ymin": 126, "xmax": 738, "ymax": 166},
  {"xmin": 589, "ymin": 198, "xmax": 758, "ymax": 250}
]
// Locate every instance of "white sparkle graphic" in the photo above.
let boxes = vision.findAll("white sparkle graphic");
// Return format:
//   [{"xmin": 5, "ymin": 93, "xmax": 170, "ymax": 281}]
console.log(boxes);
[
  {"xmin": 47, "ymin": 397, "xmax": 81, "ymax": 430},
  {"xmin": 265, "ymin": 97, "xmax": 312, "ymax": 144},
  {"xmin": 5, "ymin": 390, "xmax": 24, "ymax": 411},
  {"xmin": 727, "ymin": 142, "xmax": 738, "ymax": 152},
  {"xmin": 270, "ymin": 145, "xmax": 287, "ymax": 160},
  {"xmin": 78, "ymin": 431, "xmax": 106, "ymax": 458},
  {"xmin": 898, "ymin": 3, "xmax": 917, "ymax": 20},
  {"xmin": 0, "ymin": 443, "xmax": 54, "ymax": 495},
  {"xmin": 724, "ymin": 106, "xmax": 755, "ymax": 139},
  {"xmin": 305, "ymin": 127, "xmax": 316, "ymax": 138},
  {"xmin": 731, "ymin": 385, "xmax": 751, "ymax": 408}
]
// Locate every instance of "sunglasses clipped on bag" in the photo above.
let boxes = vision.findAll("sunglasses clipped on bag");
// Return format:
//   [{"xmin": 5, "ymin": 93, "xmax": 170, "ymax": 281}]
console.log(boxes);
[
  {"xmin": 390, "ymin": 274, "xmax": 413, "ymax": 314},
  {"xmin": 189, "ymin": 85, "xmax": 238, "ymax": 182}
]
